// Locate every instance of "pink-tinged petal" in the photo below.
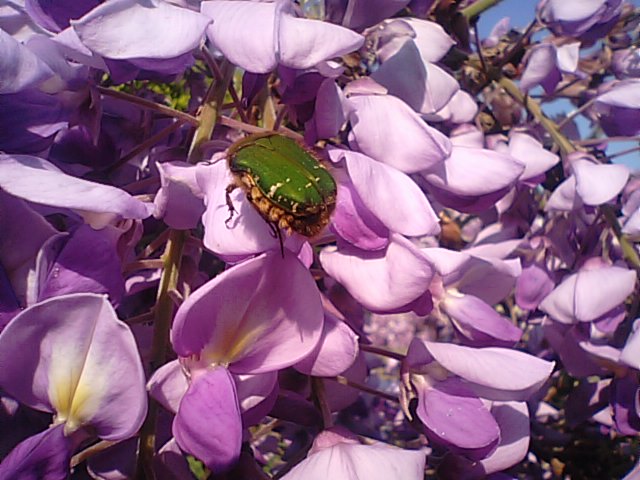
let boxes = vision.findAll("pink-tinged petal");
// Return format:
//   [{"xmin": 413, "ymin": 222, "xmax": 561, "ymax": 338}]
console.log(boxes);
[
  {"xmin": 147, "ymin": 359, "xmax": 188, "ymax": 415},
  {"xmin": 154, "ymin": 161, "xmax": 205, "ymax": 230},
  {"xmin": 173, "ymin": 367, "xmax": 241, "ymax": 472},
  {"xmin": 423, "ymin": 146, "xmax": 525, "ymax": 196},
  {"xmin": 477, "ymin": 401, "xmax": 530, "ymax": 475},
  {"xmin": 507, "ymin": 132, "xmax": 559, "ymax": 181},
  {"xmin": 172, "ymin": 251, "xmax": 324, "ymax": 374},
  {"xmin": 409, "ymin": 340, "xmax": 555, "ymax": 399},
  {"xmin": 540, "ymin": 266, "xmax": 636, "ymax": 324},
  {"xmin": 344, "ymin": 150, "xmax": 440, "ymax": 236},
  {"xmin": 416, "ymin": 378, "xmax": 500, "ymax": 459},
  {"xmin": 520, "ymin": 44, "xmax": 559, "ymax": 94},
  {"xmin": 283, "ymin": 426, "xmax": 426, "ymax": 480},
  {"xmin": 572, "ymin": 159, "xmax": 629, "ymax": 205},
  {"xmin": 329, "ymin": 169, "xmax": 389, "ymax": 250},
  {"xmin": 441, "ymin": 293, "xmax": 522, "ymax": 347},
  {"xmin": 0, "ymin": 294, "xmax": 147, "ymax": 440},
  {"xmin": 347, "ymin": 92, "xmax": 451, "ymax": 173},
  {"xmin": 235, "ymin": 372, "xmax": 278, "ymax": 426},
  {"xmin": 515, "ymin": 263, "xmax": 555, "ymax": 310},
  {"xmin": 0, "ymin": 154, "xmax": 153, "ymax": 227},
  {"xmin": 34, "ymin": 225, "xmax": 125, "ymax": 304},
  {"xmin": 402, "ymin": 18, "xmax": 455, "ymax": 63},
  {"xmin": 73, "ymin": 0, "xmax": 210, "ymax": 60},
  {"xmin": 202, "ymin": 0, "xmax": 277, "ymax": 73},
  {"xmin": 196, "ymin": 161, "xmax": 279, "ymax": 258},
  {"xmin": 0, "ymin": 423, "xmax": 73, "ymax": 480},
  {"xmin": 319, "ymin": 234, "xmax": 434, "ymax": 312},
  {"xmin": 0, "ymin": 28, "xmax": 55, "ymax": 93},
  {"xmin": 621, "ymin": 320, "xmax": 640, "ymax": 370},
  {"xmin": 295, "ymin": 311, "xmax": 359, "ymax": 377},
  {"xmin": 278, "ymin": 9, "xmax": 364, "ymax": 70}
]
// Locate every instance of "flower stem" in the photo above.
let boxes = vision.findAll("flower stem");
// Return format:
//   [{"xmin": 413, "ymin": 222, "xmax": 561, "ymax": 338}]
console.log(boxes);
[
  {"xmin": 359, "ymin": 343, "xmax": 406, "ymax": 361},
  {"xmin": 135, "ymin": 60, "xmax": 235, "ymax": 479},
  {"xmin": 461, "ymin": 0, "xmax": 504, "ymax": 20}
]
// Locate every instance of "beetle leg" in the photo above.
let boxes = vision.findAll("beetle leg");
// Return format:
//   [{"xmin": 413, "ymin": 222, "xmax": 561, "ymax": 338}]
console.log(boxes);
[
  {"xmin": 225, "ymin": 183, "xmax": 238, "ymax": 226},
  {"xmin": 265, "ymin": 221, "xmax": 285, "ymax": 257}
]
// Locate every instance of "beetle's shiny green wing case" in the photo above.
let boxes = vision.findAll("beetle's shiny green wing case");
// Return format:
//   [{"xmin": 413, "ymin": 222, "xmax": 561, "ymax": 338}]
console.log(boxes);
[{"xmin": 228, "ymin": 133, "xmax": 336, "ymax": 214}]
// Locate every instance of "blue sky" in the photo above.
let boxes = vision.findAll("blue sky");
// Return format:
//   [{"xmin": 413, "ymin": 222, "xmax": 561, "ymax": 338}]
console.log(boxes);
[{"xmin": 475, "ymin": 0, "xmax": 640, "ymax": 171}]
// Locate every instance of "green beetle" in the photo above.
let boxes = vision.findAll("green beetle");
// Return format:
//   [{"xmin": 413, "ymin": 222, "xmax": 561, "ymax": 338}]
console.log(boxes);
[{"xmin": 226, "ymin": 132, "xmax": 337, "ymax": 241}]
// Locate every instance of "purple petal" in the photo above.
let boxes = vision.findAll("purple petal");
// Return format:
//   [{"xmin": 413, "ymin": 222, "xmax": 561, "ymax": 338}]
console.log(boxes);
[
  {"xmin": 172, "ymin": 251, "xmax": 324, "ymax": 374},
  {"xmin": 334, "ymin": 0, "xmax": 410, "ymax": 30},
  {"xmin": 312, "ymin": 79, "xmax": 347, "ymax": 140},
  {"xmin": 515, "ymin": 263, "xmax": 555, "ymax": 311},
  {"xmin": 403, "ymin": 18, "xmax": 455, "ymax": 63},
  {"xmin": 235, "ymin": 372, "xmax": 278, "ymax": 426},
  {"xmin": 344, "ymin": 150, "xmax": 440, "ymax": 236},
  {"xmin": 294, "ymin": 311, "xmax": 359, "ymax": 377},
  {"xmin": 416, "ymin": 378, "xmax": 500, "ymax": 459},
  {"xmin": 545, "ymin": 175, "xmax": 580, "ymax": 211},
  {"xmin": 423, "ymin": 145, "xmax": 525, "ymax": 196},
  {"xmin": 539, "ymin": 265, "xmax": 636, "ymax": 323},
  {"xmin": 621, "ymin": 321, "xmax": 640, "ymax": 370},
  {"xmin": 477, "ymin": 401, "xmax": 530, "ymax": 475},
  {"xmin": 520, "ymin": 44, "xmax": 560, "ymax": 94},
  {"xmin": 173, "ymin": 367, "xmax": 242, "ymax": 472},
  {"xmin": 347, "ymin": 92, "xmax": 451, "ymax": 173},
  {"xmin": 319, "ymin": 234, "xmax": 434, "ymax": 312},
  {"xmin": 0, "ymin": 423, "xmax": 73, "ymax": 480},
  {"xmin": 611, "ymin": 375, "xmax": 640, "ymax": 435},
  {"xmin": 0, "ymin": 294, "xmax": 147, "ymax": 440},
  {"xmin": 147, "ymin": 359, "xmax": 188, "ymax": 415},
  {"xmin": 329, "ymin": 168, "xmax": 389, "ymax": 250},
  {"xmin": 34, "ymin": 225, "xmax": 125, "ymax": 304},
  {"xmin": 25, "ymin": 0, "xmax": 99, "ymax": 33},
  {"xmin": 507, "ymin": 132, "xmax": 559, "ymax": 181},
  {"xmin": 572, "ymin": 158, "xmax": 629, "ymax": 206},
  {"xmin": 0, "ymin": 28, "xmax": 55, "ymax": 93},
  {"xmin": 0, "ymin": 154, "xmax": 153, "ymax": 226},
  {"xmin": 441, "ymin": 293, "xmax": 522, "ymax": 347},
  {"xmin": 73, "ymin": 0, "xmax": 211, "ymax": 60},
  {"xmin": 409, "ymin": 339, "xmax": 555, "ymax": 399}
]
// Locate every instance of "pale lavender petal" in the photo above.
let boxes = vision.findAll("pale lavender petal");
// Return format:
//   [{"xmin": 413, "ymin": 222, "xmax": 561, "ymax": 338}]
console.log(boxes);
[
  {"xmin": 423, "ymin": 145, "xmax": 525, "ymax": 196},
  {"xmin": 623, "ymin": 208, "xmax": 640, "ymax": 236},
  {"xmin": 173, "ymin": 366, "xmax": 242, "ymax": 472},
  {"xmin": 0, "ymin": 423, "xmax": 72, "ymax": 480},
  {"xmin": 347, "ymin": 92, "xmax": 451, "ymax": 173},
  {"xmin": 402, "ymin": 18, "xmax": 455, "ymax": 63},
  {"xmin": 507, "ymin": 132, "xmax": 559, "ymax": 181},
  {"xmin": 172, "ymin": 252, "xmax": 324, "ymax": 374},
  {"xmin": 520, "ymin": 44, "xmax": 559, "ymax": 94},
  {"xmin": 556, "ymin": 42, "xmax": 580, "ymax": 72},
  {"xmin": 344, "ymin": 150, "xmax": 440, "ymax": 236},
  {"xmin": 595, "ymin": 79, "xmax": 640, "ymax": 108},
  {"xmin": 540, "ymin": 266, "xmax": 636, "ymax": 323},
  {"xmin": 432, "ymin": 89, "xmax": 478, "ymax": 124},
  {"xmin": 441, "ymin": 293, "xmax": 522, "ymax": 347},
  {"xmin": 278, "ymin": 7, "xmax": 364, "ymax": 70},
  {"xmin": 52, "ymin": 26, "xmax": 108, "ymax": 70},
  {"xmin": 319, "ymin": 234, "xmax": 434, "ymax": 312},
  {"xmin": 283, "ymin": 427, "xmax": 426, "ymax": 480},
  {"xmin": 409, "ymin": 339, "xmax": 555, "ymax": 398},
  {"xmin": 337, "ymin": 1, "xmax": 410, "ymax": 30},
  {"xmin": 0, "ymin": 154, "xmax": 153, "ymax": 226},
  {"xmin": 235, "ymin": 372, "xmax": 278, "ymax": 426},
  {"xmin": 477, "ymin": 401, "xmax": 530, "ymax": 475},
  {"xmin": 0, "ymin": 27, "xmax": 55, "ymax": 93},
  {"xmin": 294, "ymin": 311, "xmax": 359, "ymax": 377},
  {"xmin": 202, "ymin": 0, "xmax": 277, "ymax": 73},
  {"xmin": 0, "ymin": 294, "xmax": 147, "ymax": 439},
  {"xmin": 196, "ymin": 161, "xmax": 279, "ymax": 258},
  {"xmin": 545, "ymin": 176, "xmax": 580, "ymax": 211},
  {"xmin": 73, "ymin": 0, "xmax": 210, "ymax": 60},
  {"xmin": 416, "ymin": 377, "xmax": 500, "ymax": 459},
  {"xmin": 154, "ymin": 161, "xmax": 205, "ymax": 230},
  {"xmin": 572, "ymin": 159, "xmax": 629, "ymax": 205},
  {"xmin": 147, "ymin": 359, "xmax": 188, "ymax": 415},
  {"xmin": 313, "ymin": 79, "xmax": 347, "ymax": 140}
]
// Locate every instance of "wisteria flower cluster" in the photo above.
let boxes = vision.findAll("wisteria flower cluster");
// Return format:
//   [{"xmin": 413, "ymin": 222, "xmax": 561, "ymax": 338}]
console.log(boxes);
[{"xmin": 1, "ymin": 0, "xmax": 640, "ymax": 478}]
